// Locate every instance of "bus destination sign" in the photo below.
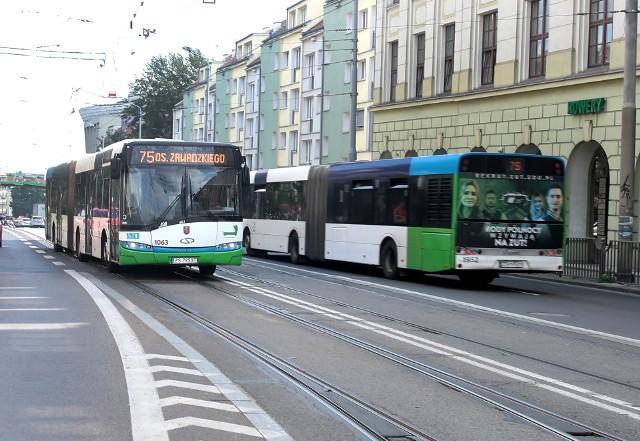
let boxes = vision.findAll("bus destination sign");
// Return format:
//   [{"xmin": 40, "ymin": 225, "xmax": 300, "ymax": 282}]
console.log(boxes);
[{"xmin": 130, "ymin": 145, "xmax": 233, "ymax": 166}]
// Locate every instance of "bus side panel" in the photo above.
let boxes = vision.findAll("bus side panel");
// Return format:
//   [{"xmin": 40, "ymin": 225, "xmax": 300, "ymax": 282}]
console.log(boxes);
[
  {"xmin": 325, "ymin": 224, "xmax": 408, "ymax": 268},
  {"xmin": 406, "ymin": 229, "xmax": 454, "ymax": 273},
  {"xmin": 251, "ymin": 220, "xmax": 305, "ymax": 254}
]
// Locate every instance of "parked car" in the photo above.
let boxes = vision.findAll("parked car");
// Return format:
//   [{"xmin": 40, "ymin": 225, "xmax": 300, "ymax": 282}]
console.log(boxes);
[
  {"xmin": 30, "ymin": 216, "xmax": 44, "ymax": 228},
  {"xmin": 19, "ymin": 217, "xmax": 31, "ymax": 227}
]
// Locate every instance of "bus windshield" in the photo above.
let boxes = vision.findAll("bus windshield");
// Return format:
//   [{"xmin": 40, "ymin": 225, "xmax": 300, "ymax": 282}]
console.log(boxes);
[{"xmin": 123, "ymin": 165, "xmax": 239, "ymax": 228}]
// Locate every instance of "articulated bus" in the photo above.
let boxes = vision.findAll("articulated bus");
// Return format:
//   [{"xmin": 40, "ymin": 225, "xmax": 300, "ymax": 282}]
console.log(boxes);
[
  {"xmin": 242, "ymin": 153, "xmax": 565, "ymax": 284},
  {"xmin": 46, "ymin": 139, "xmax": 248, "ymax": 274}
]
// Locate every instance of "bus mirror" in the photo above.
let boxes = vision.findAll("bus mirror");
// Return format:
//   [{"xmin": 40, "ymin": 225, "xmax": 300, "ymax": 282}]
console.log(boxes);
[
  {"xmin": 110, "ymin": 156, "xmax": 121, "ymax": 180},
  {"xmin": 242, "ymin": 164, "xmax": 250, "ymax": 187}
]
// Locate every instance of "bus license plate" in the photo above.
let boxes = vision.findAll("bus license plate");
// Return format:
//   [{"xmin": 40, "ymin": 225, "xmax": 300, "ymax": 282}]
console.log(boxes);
[
  {"xmin": 171, "ymin": 257, "xmax": 198, "ymax": 264},
  {"xmin": 499, "ymin": 260, "xmax": 524, "ymax": 269}
]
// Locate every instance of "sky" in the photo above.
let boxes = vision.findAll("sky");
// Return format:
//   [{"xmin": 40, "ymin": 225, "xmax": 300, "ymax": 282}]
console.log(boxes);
[{"xmin": 0, "ymin": 0, "xmax": 294, "ymax": 175}]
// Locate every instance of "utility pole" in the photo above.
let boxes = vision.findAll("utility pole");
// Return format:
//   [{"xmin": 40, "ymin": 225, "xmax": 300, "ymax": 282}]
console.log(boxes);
[
  {"xmin": 348, "ymin": 0, "xmax": 358, "ymax": 162},
  {"xmin": 204, "ymin": 64, "xmax": 211, "ymax": 141},
  {"xmin": 617, "ymin": 0, "xmax": 637, "ymax": 280}
]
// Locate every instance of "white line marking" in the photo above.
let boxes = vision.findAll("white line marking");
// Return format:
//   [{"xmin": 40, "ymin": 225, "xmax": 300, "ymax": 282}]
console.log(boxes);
[
  {"xmin": 53, "ymin": 262, "xmax": 66, "ymax": 266},
  {"xmin": 239, "ymin": 262, "xmax": 640, "ymax": 348},
  {"xmin": 65, "ymin": 270, "xmax": 169, "ymax": 441},
  {"xmin": 150, "ymin": 366, "xmax": 202, "ymax": 376},
  {"xmin": 160, "ymin": 396, "xmax": 238, "ymax": 412},
  {"xmin": 164, "ymin": 417, "xmax": 263, "ymax": 437},
  {"xmin": 0, "ymin": 308, "xmax": 65, "ymax": 311},
  {"xmin": 155, "ymin": 379, "xmax": 221, "ymax": 394},
  {"xmin": 219, "ymin": 274, "xmax": 640, "ymax": 421},
  {"xmin": 0, "ymin": 296, "xmax": 45, "ymax": 299},
  {"xmin": 35, "ymin": 250, "xmax": 46, "ymax": 254},
  {"xmin": 86, "ymin": 274, "xmax": 292, "ymax": 441},
  {"xmin": 0, "ymin": 323, "xmax": 85, "ymax": 331},
  {"xmin": 147, "ymin": 354, "xmax": 190, "ymax": 362},
  {"xmin": 43, "ymin": 255, "xmax": 55, "ymax": 260}
]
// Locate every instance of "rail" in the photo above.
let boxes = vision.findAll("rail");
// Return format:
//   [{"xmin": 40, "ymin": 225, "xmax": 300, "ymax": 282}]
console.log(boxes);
[{"xmin": 564, "ymin": 237, "xmax": 640, "ymax": 284}]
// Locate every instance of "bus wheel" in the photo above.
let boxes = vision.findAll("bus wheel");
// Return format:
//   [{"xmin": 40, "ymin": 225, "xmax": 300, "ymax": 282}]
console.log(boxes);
[
  {"xmin": 243, "ymin": 230, "xmax": 255, "ymax": 256},
  {"xmin": 76, "ymin": 230, "xmax": 89, "ymax": 262},
  {"xmin": 101, "ymin": 236, "xmax": 117, "ymax": 273},
  {"xmin": 289, "ymin": 233, "xmax": 302, "ymax": 264},
  {"xmin": 381, "ymin": 241, "xmax": 399, "ymax": 279},
  {"xmin": 458, "ymin": 271, "xmax": 496, "ymax": 286},
  {"xmin": 199, "ymin": 265, "xmax": 216, "ymax": 275}
]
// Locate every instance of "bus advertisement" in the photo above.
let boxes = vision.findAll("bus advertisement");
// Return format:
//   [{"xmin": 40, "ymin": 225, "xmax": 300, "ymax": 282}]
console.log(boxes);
[
  {"xmin": 242, "ymin": 152, "xmax": 565, "ymax": 285},
  {"xmin": 46, "ymin": 140, "xmax": 248, "ymax": 274}
]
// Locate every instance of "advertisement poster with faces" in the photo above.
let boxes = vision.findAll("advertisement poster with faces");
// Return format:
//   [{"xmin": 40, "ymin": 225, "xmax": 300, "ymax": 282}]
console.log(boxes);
[{"xmin": 456, "ymin": 172, "xmax": 565, "ymax": 249}]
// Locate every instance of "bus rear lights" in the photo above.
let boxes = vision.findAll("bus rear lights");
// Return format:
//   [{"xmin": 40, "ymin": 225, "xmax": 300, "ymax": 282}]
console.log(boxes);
[
  {"xmin": 539, "ymin": 249, "xmax": 563, "ymax": 257},
  {"xmin": 459, "ymin": 248, "xmax": 482, "ymax": 255},
  {"xmin": 123, "ymin": 241, "xmax": 153, "ymax": 251}
]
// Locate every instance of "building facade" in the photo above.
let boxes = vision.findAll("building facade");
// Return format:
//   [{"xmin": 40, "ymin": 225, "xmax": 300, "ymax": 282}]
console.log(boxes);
[{"xmin": 172, "ymin": 0, "xmax": 640, "ymax": 242}]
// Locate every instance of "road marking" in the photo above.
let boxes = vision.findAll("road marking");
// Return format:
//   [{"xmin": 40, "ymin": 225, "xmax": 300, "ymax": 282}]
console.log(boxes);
[
  {"xmin": 86, "ymin": 273, "xmax": 293, "ymax": 441},
  {"xmin": 0, "ymin": 308, "xmax": 65, "ymax": 311},
  {"xmin": 160, "ymin": 396, "xmax": 238, "ymax": 412},
  {"xmin": 53, "ymin": 262, "xmax": 65, "ymax": 266},
  {"xmin": 220, "ymin": 275, "xmax": 640, "ymax": 421},
  {"xmin": 65, "ymin": 270, "xmax": 169, "ymax": 441},
  {"xmin": 150, "ymin": 365, "xmax": 202, "ymax": 376},
  {"xmin": 242, "ymin": 261, "xmax": 640, "ymax": 348},
  {"xmin": 164, "ymin": 417, "xmax": 263, "ymax": 437},
  {"xmin": 0, "ymin": 323, "xmax": 85, "ymax": 331}
]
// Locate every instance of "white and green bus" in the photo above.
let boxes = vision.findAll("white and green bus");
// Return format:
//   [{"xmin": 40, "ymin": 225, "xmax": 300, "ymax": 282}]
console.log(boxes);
[
  {"xmin": 46, "ymin": 139, "xmax": 248, "ymax": 274},
  {"xmin": 242, "ymin": 152, "xmax": 565, "ymax": 285}
]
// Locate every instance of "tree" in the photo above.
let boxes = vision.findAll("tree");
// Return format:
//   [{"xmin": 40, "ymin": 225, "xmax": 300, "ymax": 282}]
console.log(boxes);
[
  {"xmin": 9, "ymin": 185, "xmax": 45, "ymax": 217},
  {"xmin": 103, "ymin": 128, "xmax": 128, "ymax": 149},
  {"xmin": 124, "ymin": 49, "xmax": 209, "ymax": 139}
]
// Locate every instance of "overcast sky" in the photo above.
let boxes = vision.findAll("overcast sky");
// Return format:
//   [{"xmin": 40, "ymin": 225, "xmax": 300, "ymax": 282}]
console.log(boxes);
[{"xmin": 0, "ymin": 0, "xmax": 294, "ymax": 174}]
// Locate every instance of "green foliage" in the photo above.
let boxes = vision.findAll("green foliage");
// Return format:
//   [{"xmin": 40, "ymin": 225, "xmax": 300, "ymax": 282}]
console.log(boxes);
[
  {"xmin": 598, "ymin": 271, "xmax": 616, "ymax": 283},
  {"xmin": 124, "ymin": 49, "xmax": 209, "ymax": 140},
  {"xmin": 9, "ymin": 185, "xmax": 45, "ymax": 217},
  {"xmin": 103, "ymin": 128, "xmax": 128, "ymax": 149}
]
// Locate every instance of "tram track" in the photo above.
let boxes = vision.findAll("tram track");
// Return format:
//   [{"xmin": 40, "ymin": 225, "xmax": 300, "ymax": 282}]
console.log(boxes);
[
  {"xmin": 119, "ymin": 267, "xmax": 634, "ymax": 441},
  {"xmin": 220, "ymin": 265, "xmax": 640, "ymax": 392}
]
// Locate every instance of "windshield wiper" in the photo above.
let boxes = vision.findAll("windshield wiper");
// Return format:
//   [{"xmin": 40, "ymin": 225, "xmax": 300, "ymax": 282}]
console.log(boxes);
[{"xmin": 151, "ymin": 194, "xmax": 182, "ymax": 228}]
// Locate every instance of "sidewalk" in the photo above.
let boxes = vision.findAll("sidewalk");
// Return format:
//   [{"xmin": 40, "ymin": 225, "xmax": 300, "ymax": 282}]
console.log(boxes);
[{"xmin": 511, "ymin": 272, "xmax": 640, "ymax": 295}]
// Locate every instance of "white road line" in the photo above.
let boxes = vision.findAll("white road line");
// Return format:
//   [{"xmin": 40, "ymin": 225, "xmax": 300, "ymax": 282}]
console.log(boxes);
[
  {"xmin": 160, "ymin": 396, "xmax": 238, "ymax": 412},
  {"xmin": 86, "ymin": 274, "xmax": 293, "ymax": 441},
  {"xmin": 65, "ymin": 270, "xmax": 169, "ymax": 441},
  {"xmin": 219, "ymin": 275, "xmax": 640, "ymax": 421},
  {"xmin": 155, "ymin": 379, "xmax": 221, "ymax": 394},
  {"xmin": 0, "ymin": 308, "xmax": 65, "ymax": 311},
  {"xmin": 237, "ymin": 261, "xmax": 640, "ymax": 348},
  {"xmin": 164, "ymin": 417, "xmax": 263, "ymax": 437},
  {"xmin": 150, "ymin": 365, "xmax": 202, "ymax": 376},
  {"xmin": 0, "ymin": 323, "xmax": 85, "ymax": 331},
  {"xmin": 52, "ymin": 262, "xmax": 66, "ymax": 266},
  {"xmin": 147, "ymin": 354, "xmax": 190, "ymax": 362}
]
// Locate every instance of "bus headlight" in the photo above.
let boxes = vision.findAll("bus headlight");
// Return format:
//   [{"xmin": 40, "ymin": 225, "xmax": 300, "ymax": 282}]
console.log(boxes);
[
  {"xmin": 122, "ymin": 241, "xmax": 153, "ymax": 251},
  {"xmin": 215, "ymin": 241, "xmax": 242, "ymax": 251}
]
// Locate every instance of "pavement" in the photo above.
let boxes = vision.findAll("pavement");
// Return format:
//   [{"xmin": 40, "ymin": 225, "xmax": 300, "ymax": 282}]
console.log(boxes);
[{"xmin": 514, "ymin": 272, "xmax": 640, "ymax": 295}]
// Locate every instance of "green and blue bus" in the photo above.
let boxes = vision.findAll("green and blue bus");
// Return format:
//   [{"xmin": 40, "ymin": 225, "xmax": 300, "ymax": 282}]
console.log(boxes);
[
  {"xmin": 242, "ymin": 152, "xmax": 565, "ymax": 284},
  {"xmin": 46, "ymin": 139, "xmax": 248, "ymax": 274}
]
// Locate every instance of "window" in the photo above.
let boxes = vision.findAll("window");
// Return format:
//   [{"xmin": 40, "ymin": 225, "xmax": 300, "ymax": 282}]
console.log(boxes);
[
  {"xmin": 232, "ymin": 78, "xmax": 237, "ymax": 95},
  {"xmin": 444, "ymin": 24, "xmax": 455, "ymax": 92},
  {"xmin": 415, "ymin": 33, "xmax": 425, "ymax": 97},
  {"xmin": 280, "ymin": 132, "xmax": 287, "ymax": 149},
  {"xmin": 358, "ymin": 60, "xmax": 366, "ymax": 81},
  {"xmin": 345, "ymin": 62, "xmax": 353, "ymax": 83},
  {"xmin": 299, "ymin": 6, "xmax": 307, "ymax": 23},
  {"xmin": 356, "ymin": 108, "xmax": 364, "ymax": 130},
  {"xmin": 346, "ymin": 12, "xmax": 354, "ymax": 33},
  {"xmin": 529, "ymin": 0, "xmax": 549, "ymax": 78},
  {"xmin": 390, "ymin": 41, "xmax": 398, "ymax": 101},
  {"xmin": 481, "ymin": 12, "xmax": 497, "ymax": 86},
  {"xmin": 290, "ymin": 131, "xmax": 298, "ymax": 152},
  {"xmin": 283, "ymin": 51, "xmax": 290, "ymax": 69},
  {"xmin": 358, "ymin": 9, "xmax": 368, "ymax": 30},
  {"xmin": 272, "ymin": 132, "xmax": 277, "ymax": 149},
  {"xmin": 273, "ymin": 92, "xmax": 278, "ymax": 110},
  {"xmin": 291, "ymin": 89, "xmax": 299, "ymax": 111},
  {"xmin": 274, "ymin": 53, "xmax": 279, "ymax": 70},
  {"xmin": 343, "ymin": 112, "xmax": 350, "ymax": 133},
  {"xmin": 281, "ymin": 91, "xmax": 288, "ymax": 109},
  {"xmin": 588, "ymin": 0, "xmax": 612, "ymax": 67}
]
